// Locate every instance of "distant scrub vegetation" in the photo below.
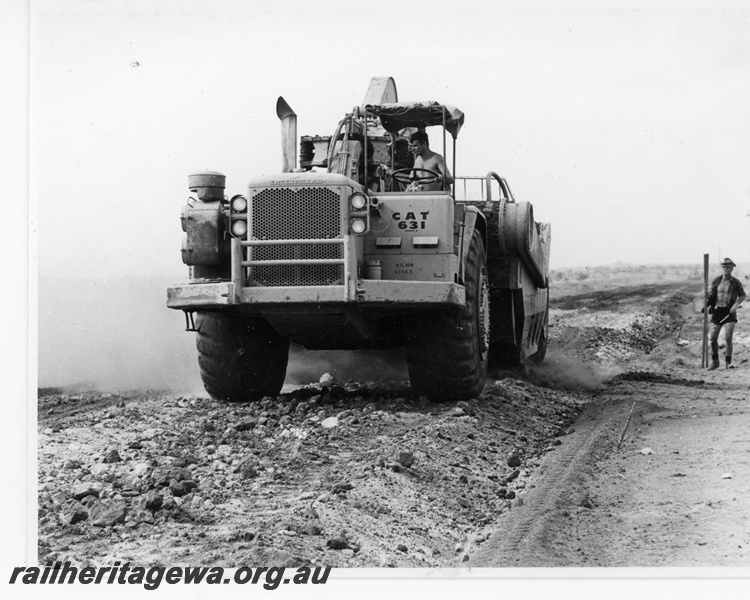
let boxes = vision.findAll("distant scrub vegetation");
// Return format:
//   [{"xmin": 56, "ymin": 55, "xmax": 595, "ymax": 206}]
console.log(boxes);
[{"xmin": 549, "ymin": 264, "xmax": 708, "ymax": 284}]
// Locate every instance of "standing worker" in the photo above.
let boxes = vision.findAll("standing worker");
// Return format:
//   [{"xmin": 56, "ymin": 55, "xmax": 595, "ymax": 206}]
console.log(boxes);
[{"xmin": 706, "ymin": 258, "xmax": 746, "ymax": 370}]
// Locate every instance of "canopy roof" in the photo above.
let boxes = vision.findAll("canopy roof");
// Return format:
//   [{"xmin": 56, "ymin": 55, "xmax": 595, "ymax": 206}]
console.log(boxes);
[{"xmin": 365, "ymin": 101, "xmax": 465, "ymax": 138}]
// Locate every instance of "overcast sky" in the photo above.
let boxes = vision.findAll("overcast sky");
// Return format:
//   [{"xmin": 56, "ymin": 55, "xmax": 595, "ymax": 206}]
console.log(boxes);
[{"xmin": 31, "ymin": 0, "xmax": 750, "ymax": 278}]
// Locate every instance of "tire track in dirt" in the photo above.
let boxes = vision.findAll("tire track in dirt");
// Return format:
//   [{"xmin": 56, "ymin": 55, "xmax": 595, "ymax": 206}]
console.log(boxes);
[{"xmin": 469, "ymin": 396, "xmax": 633, "ymax": 567}]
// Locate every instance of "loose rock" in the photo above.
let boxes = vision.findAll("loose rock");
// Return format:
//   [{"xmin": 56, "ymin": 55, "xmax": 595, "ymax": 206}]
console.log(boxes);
[
  {"xmin": 331, "ymin": 483, "xmax": 354, "ymax": 495},
  {"xmin": 89, "ymin": 502, "xmax": 127, "ymax": 527},
  {"xmin": 72, "ymin": 482, "xmax": 100, "ymax": 501},
  {"xmin": 321, "ymin": 417, "xmax": 339, "ymax": 429},
  {"xmin": 397, "ymin": 451, "xmax": 415, "ymax": 468},
  {"xmin": 302, "ymin": 523, "xmax": 323, "ymax": 536},
  {"xmin": 133, "ymin": 463, "xmax": 150, "ymax": 478},
  {"xmin": 326, "ymin": 537, "xmax": 351, "ymax": 550},
  {"xmin": 140, "ymin": 490, "xmax": 163, "ymax": 511},
  {"xmin": 507, "ymin": 453, "xmax": 522, "ymax": 468},
  {"xmin": 236, "ymin": 459, "xmax": 259, "ymax": 480},
  {"xmin": 505, "ymin": 469, "xmax": 521, "ymax": 483},
  {"xmin": 60, "ymin": 500, "xmax": 88, "ymax": 525},
  {"xmin": 103, "ymin": 449, "xmax": 122, "ymax": 464},
  {"xmin": 89, "ymin": 464, "xmax": 112, "ymax": 480}
]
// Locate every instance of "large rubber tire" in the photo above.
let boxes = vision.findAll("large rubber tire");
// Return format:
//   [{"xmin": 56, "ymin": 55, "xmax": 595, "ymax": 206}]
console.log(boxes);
[
  {"xmin": 405, "ymin": 230, "xmax": 489, "ymax": 400},
  {"xmin": 195, "ymin": 312, "xmax": 289, "ymax": 402}
]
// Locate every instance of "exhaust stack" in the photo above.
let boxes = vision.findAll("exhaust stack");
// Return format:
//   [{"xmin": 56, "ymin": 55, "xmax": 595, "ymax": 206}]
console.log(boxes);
[{"xmin": 276, "ymin": 97, "xmax": 297, "ymax": 173}]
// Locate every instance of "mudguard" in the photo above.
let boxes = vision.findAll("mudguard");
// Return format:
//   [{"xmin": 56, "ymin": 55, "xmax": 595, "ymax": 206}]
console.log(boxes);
[{"xmin": 459, "ymin": 206, "xmax": 486, "ymax": 283}]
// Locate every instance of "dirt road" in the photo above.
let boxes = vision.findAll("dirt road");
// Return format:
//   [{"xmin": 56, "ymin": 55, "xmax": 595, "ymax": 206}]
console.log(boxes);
[
  {"xmin": 37, "ymin": 267, "xmax": 750, "ymax": 568},
  {"xmin": 472, "ymin": 369, "xmax": 750, "ymax": 567}
]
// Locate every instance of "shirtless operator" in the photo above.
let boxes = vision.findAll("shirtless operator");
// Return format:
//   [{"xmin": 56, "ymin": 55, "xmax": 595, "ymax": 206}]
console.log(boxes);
[{"xmin": 409, "ymin": 131, "xmax": 454, "ymax": 192}]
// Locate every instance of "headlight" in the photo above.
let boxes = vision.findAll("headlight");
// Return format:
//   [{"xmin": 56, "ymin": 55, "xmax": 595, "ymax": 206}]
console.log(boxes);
[
  {"xmin": 231, "ymin": 220, "xmax": 248, "ymax": 237},
  {"xmin": 350, "ymin": 192, "xmax": 367, "ymax": 210},
  {"xmin": 231, "ymin": 195, "xmax": 248, "ymax": 213},
  {"xmin": 350, "ymin": 219, "xmax": 367, "ymax": 234}
]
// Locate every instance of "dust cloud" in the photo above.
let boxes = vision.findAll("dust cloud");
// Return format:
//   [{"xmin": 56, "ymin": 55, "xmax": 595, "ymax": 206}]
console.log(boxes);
[
  {"xmin": 37, "ymin": 276, "xmax": 408, "ymax": 395},
  {"xmin": 286, "ymin": 345, "xmax": 408, "ymax": 386},
  {"xmin": 38, "ymin": 276, "xmax": 204, "ymax": 394},
  {"xmin": 39, "ymin": 277, "xmax": 605, "ymax": 396},
  {"xmin": 520, "ymin": 348, "xmax": 610, "ymax": 392}
]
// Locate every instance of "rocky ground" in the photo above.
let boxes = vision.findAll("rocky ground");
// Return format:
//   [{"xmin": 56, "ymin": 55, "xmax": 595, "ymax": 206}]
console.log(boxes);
[
  {"xmin": 37, "ymin": 379, "xmax": 585, "ymax": 568},
  {"xmin": 36, "ymin": 265, "xmax": 750, "ymax": 568}
]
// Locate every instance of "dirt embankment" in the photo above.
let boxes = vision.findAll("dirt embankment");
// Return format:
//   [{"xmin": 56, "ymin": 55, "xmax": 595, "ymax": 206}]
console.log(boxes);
[{"xmin": 37, "ymin": 270, "xmax": 750, "ymax": 567}]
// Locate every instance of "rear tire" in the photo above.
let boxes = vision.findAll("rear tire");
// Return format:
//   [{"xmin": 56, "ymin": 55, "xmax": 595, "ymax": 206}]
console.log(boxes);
[
  {"xmin": 195, "ymin": 312, "xmax": 289, "ymax": 402},
  {"xmin": 406, "ymin": 230, "xmax": 489, "ymax": 400}
]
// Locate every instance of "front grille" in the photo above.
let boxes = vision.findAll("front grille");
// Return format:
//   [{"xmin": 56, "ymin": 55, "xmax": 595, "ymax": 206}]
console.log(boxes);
[{"xmin": 248, "ymin": 187, "xmax": 343, "ymax": 287}]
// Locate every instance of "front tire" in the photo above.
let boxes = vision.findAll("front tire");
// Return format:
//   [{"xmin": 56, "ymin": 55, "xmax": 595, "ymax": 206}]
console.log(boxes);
[
  {"xmin": 195, "ymin": 312, "xmax": 289, "ymax": 402},
  {"xmin": 406, "ymin": 230, "xmax": 489, "ymax": 400}
]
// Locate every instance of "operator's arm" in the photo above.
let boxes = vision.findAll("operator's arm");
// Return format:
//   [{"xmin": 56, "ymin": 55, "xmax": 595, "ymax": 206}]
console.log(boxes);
[{"xmin": 437, "ymin": 154, "xmax": 453, "ymax": 185}]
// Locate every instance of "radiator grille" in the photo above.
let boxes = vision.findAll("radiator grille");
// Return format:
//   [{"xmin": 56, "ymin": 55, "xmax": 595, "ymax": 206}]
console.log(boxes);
[{"xmin": 249, "ymin": 187, "xmax": 343, "ymax": 287}]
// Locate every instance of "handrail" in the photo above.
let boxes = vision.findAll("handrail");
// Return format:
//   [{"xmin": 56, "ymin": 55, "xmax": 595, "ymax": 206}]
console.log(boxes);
[
  {"xmin": 485, "ymin": 172, "xmax": 502, "ymax": 201},
  {"xmin": 453, "ymin": 173, "xmax": 516, "ymax": 203}
]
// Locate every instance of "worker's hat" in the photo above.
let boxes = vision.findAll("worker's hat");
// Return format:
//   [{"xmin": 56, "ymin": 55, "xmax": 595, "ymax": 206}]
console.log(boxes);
[{"xmin": 720, "ymin": 258, "xmax": 736, "ymax": 267}]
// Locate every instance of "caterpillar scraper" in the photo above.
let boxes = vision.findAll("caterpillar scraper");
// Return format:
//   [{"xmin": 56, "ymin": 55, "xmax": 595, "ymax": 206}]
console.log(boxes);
[{"xmin": 167, "ymin": 77, "xmax": 551, "ymax": 401}]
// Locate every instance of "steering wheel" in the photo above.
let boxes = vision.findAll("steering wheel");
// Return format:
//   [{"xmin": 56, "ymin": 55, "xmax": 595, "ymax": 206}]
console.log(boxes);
[{"xmin": 391, "ymin": 168, "xmax": 441, "ymax": 187}]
